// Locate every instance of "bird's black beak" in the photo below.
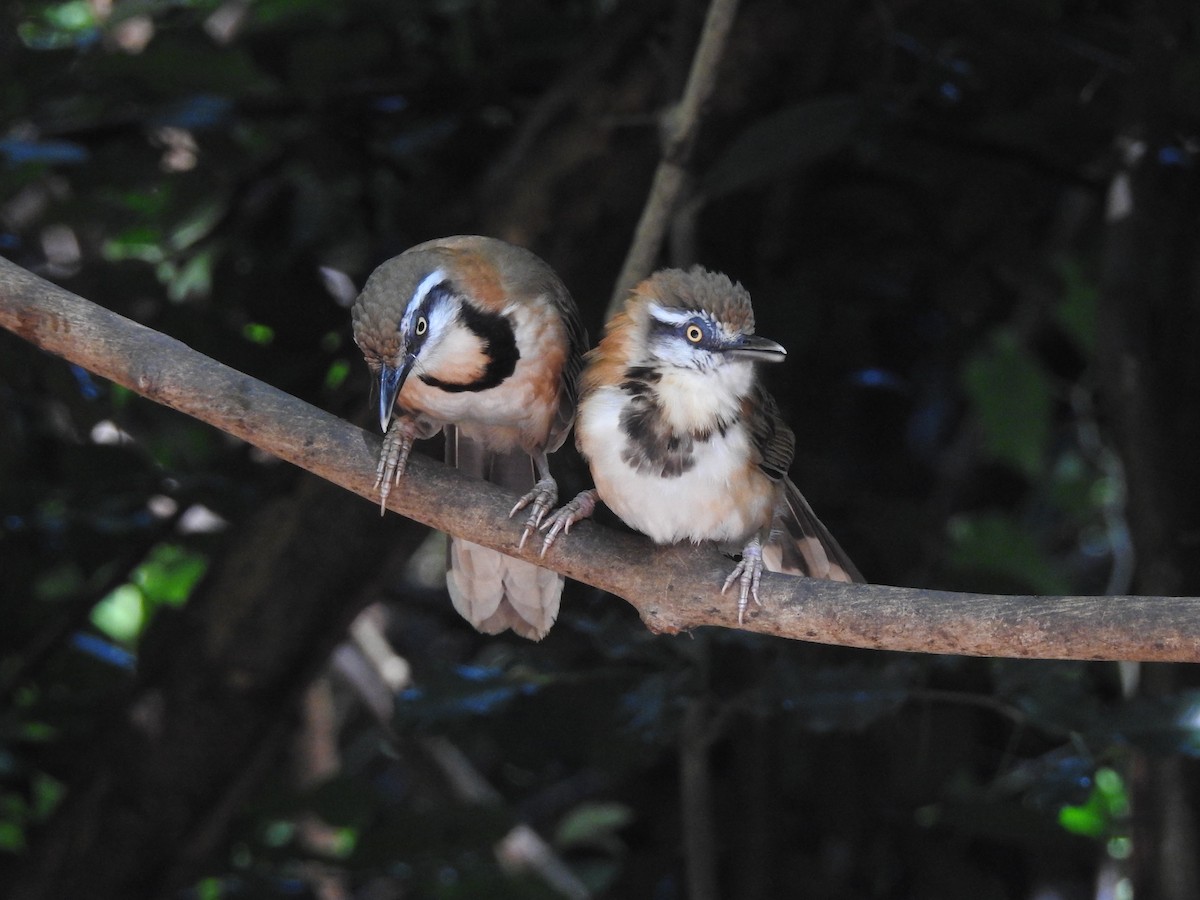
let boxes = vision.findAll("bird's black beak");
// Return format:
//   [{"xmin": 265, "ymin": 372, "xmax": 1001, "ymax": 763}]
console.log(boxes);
[
  {"xmin": 378, "ymin": 358, "xmax": 414, "ymax": 432},
  {"xmin": 727, "ymin": 333, "xmax": 787, "ymax": 363}
]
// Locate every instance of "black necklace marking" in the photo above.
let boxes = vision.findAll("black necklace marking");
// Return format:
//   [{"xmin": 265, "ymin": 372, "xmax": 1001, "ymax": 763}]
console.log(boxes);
[
  {"xmin": 620, "ymin": 396, "xmax": 695, "ymax": 478},
  {"xmin": 419, "ymin": 292, "xmax": 520, "ymax": 393},
  {"xmin": 619, "ymin": 366, "xmax": 660, "ymax": 398},
  {"xmin": 617, "ymin": 367, "xmax": 737, "ymax": 478}
]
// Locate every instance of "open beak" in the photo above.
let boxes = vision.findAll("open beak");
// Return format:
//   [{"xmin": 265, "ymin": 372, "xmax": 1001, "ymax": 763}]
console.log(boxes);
[
  {"xmin": 378, "ymin": 357, "xmax": 414, "ymax": 432},
  {"xmin": 727, "ymin": 333, "xmax": 787, "ymax": 363}
]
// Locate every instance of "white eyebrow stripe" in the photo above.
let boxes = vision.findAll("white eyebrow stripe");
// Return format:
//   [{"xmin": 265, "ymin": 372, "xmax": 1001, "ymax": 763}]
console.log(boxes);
[
  {"xmin": 406, "ymin": 268, "xmax": 447, "ymax": 319},
  {"xmin": 647, "ymin": 303, "xmax": 696, "ymax": 326}
]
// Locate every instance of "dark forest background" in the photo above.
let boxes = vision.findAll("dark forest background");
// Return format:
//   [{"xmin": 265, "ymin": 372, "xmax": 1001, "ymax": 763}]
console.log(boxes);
[{"xmin": 3, "ymin": 0, "xmax": 1200, "ymax": 897}]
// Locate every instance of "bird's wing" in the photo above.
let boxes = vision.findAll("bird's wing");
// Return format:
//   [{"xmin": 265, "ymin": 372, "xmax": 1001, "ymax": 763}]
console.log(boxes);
[
  {"xmin": 745, "ymin": 385, "xmax": 796, "ymax": 482},
  {"xmin": 549, "ymin": 280, "xmax": 588, "ymax": 454},
  {"xmin": 748, "ymin": 387, "xmax": 863, "ymax": 583},
  {"xmin": 770, "ymin": 477, "xmax": 863, "ymax": 583}
]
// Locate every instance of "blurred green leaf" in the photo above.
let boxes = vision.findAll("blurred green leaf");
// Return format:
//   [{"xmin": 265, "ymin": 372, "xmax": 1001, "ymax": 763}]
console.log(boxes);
[
  {"xmin": 261, "ymin": 819, "xmax": 295, "ymax": 848},
  {"xmin": 242, "ymin": 322, "xmax": 276, "ymax": 345},
  {"xmin": 31, "ymin": 771, "xmax": 64, "ymax": 819},
  {"xmin": 948, "ymin": 512, "xmax": 1071, "ymax": 594},
  {"xmin": 323, "ymin": 358, "xmax": 351, "ymax": 390},
  {"xmin": 192, "ymin": 877, "xmax": 224, "ymax": 900},
  {"xmin": 1059, "ymin": 767, "xmax": 1127, "ymax": 838},
  {"xmin": 168, "ymin": 202, "xmax": 224, "ymax": 252},
  {"xmin": 103, "ymin": 227, "xmax": 166, "ymax": 264},
  {"xmin": 166, "ymin": 250, "xmax": 215, "ymax": 302},
  {"xmin": 43, "ymin": 0, "xmax": 94, "ymax": 31},
  {"xmin": 554, "ymin": 802, "xmax": 633, "ymax": 850},
  {"xmin": 963, "ymin": 330, "xmax": 1053, "ymax": 478},
  {"xmin": 1054, "ymin": 258, "xmax": 1098, "ymax": 355},
  {"xmin": 133, "ymin": 543, "xmax": 207, "ymax": 607},
  {"xmin": 17, "ymin": 0, "xmax": 98, "ymax": 48},
  {"xmin": 0, "ymin": 818, "xmax": 26, "ymax": 852},
  {"xmin": 91, "ymin": 583, "xmax": 145, "ymax": 643}
]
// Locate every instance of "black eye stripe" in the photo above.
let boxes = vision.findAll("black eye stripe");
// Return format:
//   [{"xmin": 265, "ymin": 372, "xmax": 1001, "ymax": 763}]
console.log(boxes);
[
  {"xmin": 403, "ymin": 280, "xmax": 453, "ymax": 346},
  {"xmin": 419, "ymin": 293, "xmax": 519, "ymax": 393}
]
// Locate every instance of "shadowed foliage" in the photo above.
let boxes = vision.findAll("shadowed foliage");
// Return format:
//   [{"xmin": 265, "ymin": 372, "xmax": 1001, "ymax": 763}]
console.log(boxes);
[{"xmin": 3, "ymin": 1, "xmax": 1200, "ymax": 898}]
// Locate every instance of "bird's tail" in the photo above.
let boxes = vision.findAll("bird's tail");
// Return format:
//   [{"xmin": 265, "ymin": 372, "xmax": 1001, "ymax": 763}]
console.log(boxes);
[
  {"xmin": 763, "ymin": 477, "xmax": 863, "ymax": 583},
  {"xmin": 443, "ymin": 427, "xmax": 564, "ymax": 640}
]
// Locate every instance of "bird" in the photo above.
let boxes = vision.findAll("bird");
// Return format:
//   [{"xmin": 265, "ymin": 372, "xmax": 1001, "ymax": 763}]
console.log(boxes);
[
  {"xmin": 540, "ymin": 265, "xmax": 861, "ymax": 623},
  {"xmin": 351, "ymin": 236, "xmax": 586, "ymax": 640}
]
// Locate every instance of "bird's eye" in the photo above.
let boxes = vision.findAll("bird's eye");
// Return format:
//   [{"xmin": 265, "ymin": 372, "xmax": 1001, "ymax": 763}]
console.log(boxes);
[
  {"xmin": 415, "ymin": 316, "xmax": 428, "ymax": 336},
  {"xmin": 685, "ymin": 324, "xmax": 704, "ymax": 344}
]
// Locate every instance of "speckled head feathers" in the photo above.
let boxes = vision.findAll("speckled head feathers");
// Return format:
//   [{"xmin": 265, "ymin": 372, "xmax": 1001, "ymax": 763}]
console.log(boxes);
[
  {"xmin": 352, "ymin": 236, "xmax": 571, "ymax": 356},
  {"xmin": 351, "ymin": 250, "xmax": 441, "ymax": 364},
  {"xmin": 630, "ymin": 266, "xmax": 756, "ymax": 333}
]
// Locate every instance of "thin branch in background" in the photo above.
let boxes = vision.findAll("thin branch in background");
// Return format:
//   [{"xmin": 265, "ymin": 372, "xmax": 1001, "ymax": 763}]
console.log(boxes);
[
  {"xmin": 607, "ymin": 0, "xmax": 741, "ymax": 315},
  {"xmin": 421, "ymin": 736, "xmax": 593, "ymax": 900},
  {"xmin": 679, "ymin": 698, "xmax": 719, "ymax": 900},
  {"xmin": 478, "ymin": 4, "xmax": 663, "ymax": 207}
]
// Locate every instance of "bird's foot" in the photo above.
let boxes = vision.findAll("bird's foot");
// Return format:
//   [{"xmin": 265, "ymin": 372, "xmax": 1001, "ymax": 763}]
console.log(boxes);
[
  {"xmin": 510, "ymin": 477, "xmax": 559, "ymax": 550},
  {"xmin": 375, "ymin": 418, "xmax": 416, "ymax": 515},
  {"xmin": 722, "ymin": 536, "xmax": 765, "ymax": 625},
  {"xmin": 538, "ymin": 489, "xmax": 598, "ymax": 557}
]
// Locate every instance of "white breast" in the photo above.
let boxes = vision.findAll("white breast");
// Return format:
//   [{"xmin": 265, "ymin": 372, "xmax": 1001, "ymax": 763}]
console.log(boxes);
[
  {"xmin": 578, "ymin": 386, "xmax": 777, "ymax": 547},
  {"xmin": 656, "ymin": 362, "xmax": 752, "ymax": 434}
]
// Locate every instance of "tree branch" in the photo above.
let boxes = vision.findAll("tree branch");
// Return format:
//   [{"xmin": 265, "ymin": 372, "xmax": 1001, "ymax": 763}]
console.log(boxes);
[
  {"xmin": 2, "ymin": 255, "xmax": 1199, "ymax": 662},
  {"xmin": 607, "ymin": 0, "xmax": 741, "ymax": 314}
]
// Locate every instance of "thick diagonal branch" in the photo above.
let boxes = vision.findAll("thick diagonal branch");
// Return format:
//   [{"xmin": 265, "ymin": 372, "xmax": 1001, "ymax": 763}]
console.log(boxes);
[{"xmin": 2, "ymin": 255, "xmax": 1200, "ymax": 662}]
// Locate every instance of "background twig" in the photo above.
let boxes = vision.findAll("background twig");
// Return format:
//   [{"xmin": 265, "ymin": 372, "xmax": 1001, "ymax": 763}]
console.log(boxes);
[{"xmin": 607, "ymin": 0, "xmax": 741, "ymax": 314}]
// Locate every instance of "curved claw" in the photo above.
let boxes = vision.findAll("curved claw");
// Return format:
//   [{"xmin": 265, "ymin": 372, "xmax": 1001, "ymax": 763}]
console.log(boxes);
[
  {"xmin": 538, "ymin": 490, "xmax": 598, "ymax": 557},
  {"xmin": 375, "ymin": 418, "xmax": 417, "ymax": 515},
  {"xmin": 510, "ymin": 477, "xmax": 558, "ymax": 550},
  {"xmin": 721, "ymin": 536, "xmax": 765, "ymax": 624}
]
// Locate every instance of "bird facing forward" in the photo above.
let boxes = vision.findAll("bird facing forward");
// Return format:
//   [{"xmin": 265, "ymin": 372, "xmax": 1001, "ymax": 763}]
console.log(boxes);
[
  {"xmin": 351, "ymin": 236, "xmax": 586, "ymax": 640},
  {"xmin": 542, "ymin": 266, "xmax": 860, "ymax": 621}
]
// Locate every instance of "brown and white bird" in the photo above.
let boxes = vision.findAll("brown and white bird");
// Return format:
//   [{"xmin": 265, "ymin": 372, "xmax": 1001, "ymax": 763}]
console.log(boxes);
[
  {"xmin": 542, "ymin": 266, "xmax": 860, "ymax": 622},
  {"xmin": 351, "ymin": 236, "xmax": 586, "ymax": 640}
]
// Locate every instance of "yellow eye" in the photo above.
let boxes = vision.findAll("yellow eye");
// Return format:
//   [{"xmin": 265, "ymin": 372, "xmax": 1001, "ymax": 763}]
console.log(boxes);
[
  {"xmin": 685, "ymin": 324, "xmax": 704, "ymax": 344},
  {"xmin": 415, "ymin": 316, "xmax": 428, "ymax": 336}
]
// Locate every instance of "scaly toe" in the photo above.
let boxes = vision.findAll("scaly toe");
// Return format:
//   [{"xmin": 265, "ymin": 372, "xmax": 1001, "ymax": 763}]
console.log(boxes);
[
  {"xmin": 727, "ymin": 537, "xmax": 765, "ymax": 625},
  {"xmin": 538, "ymin": 490, "xmax": 597, "ymax": 557},
  {"xmin": 538, "ymin": 512, "xmax": 571, "ymax": 557},
  {"xmin": 517, "ymin": 520, "xmax": 538, "ymax": 551},
  {"xmin": 510, "ymin": 478, "xmax": 557, "ymax": 549},
  {"xmin": 375, "ymin": 420, "xmax": 416, "ymax": 514},
  {"xmin": 738, "ymin": 571, "xmax": 754, "ymax": 624}
]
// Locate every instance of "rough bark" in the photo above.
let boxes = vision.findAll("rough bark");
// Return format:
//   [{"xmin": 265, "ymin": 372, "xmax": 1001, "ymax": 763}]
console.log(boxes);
[{"xmin": 4, "ymin": 255, "xmax": 1200, "ymax": 663}]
